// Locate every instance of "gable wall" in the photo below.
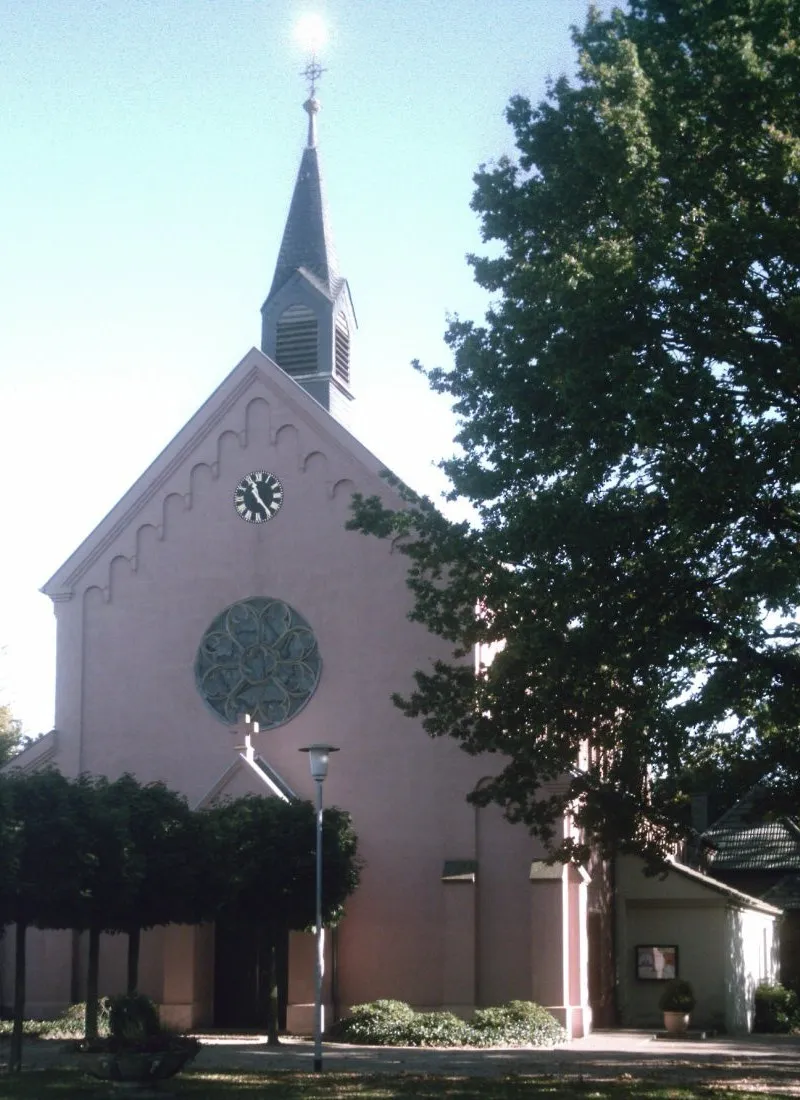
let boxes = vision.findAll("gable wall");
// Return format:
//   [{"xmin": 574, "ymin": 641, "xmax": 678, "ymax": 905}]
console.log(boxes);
[{"xmin": 42, "ymin": 362, "xmax": 553, "ymax": 1016}]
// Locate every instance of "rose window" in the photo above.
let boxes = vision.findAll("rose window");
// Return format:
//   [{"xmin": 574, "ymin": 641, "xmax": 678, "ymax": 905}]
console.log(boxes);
[{"xmin": 194, "ymin": 598, "xmax": 322, "ymax": 729}]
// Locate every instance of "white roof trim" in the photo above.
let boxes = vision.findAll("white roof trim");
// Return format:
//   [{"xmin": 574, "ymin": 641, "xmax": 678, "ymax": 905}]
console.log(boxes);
[
  {"xmin": 0, "ymin": 730, "xmax": 58, "ymax": 775},
  {"xmin": 666, "ymin": 856, "xmax": 783, "ymax": 915}
]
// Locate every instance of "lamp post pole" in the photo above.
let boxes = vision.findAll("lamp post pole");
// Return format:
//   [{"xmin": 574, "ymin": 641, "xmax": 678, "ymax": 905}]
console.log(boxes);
[{"xmin": 300, "ymin": 743, "xmax": 339, "ymax": 1073}]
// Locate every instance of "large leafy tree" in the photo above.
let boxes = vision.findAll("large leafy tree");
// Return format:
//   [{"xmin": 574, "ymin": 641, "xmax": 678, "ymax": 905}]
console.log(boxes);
[
  {"xmin": 351, "ymin": 0, "xmax": 800, "ymax": 862},
  {"xmin": 210, "ymin": 796, "xmax": 361, "ymax": 1044}
]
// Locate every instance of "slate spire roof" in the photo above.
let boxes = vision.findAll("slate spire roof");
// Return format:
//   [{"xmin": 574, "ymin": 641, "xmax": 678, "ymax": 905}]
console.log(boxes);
[{"xmin": 266, "ymin": 95, "xmax": 342, "ymax": 303}]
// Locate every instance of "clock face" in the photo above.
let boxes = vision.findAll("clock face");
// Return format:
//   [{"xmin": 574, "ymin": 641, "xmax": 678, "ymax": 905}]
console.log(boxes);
[{"xmin": 234, "ymin": 471, "xmax": 284, "ymax": 523}]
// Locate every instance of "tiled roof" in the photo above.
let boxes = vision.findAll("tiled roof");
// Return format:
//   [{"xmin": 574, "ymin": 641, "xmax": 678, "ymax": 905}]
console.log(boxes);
[
  {"xmin": 762, "ymin": 874, "xmax": 800, "ymax": 910},
  {"xmin": 703, "ymin": 788, "xmax": 800, "ymax": 871}
]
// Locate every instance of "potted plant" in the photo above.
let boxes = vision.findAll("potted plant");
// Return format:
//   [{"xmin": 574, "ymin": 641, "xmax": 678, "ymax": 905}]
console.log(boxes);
[
  {"xmin": 658, "ymin": 978, "xmax": 696, "ymax": 1035},
  {"xmin": 73, "ymin": 992, "xmax": 200, "ymax": 1093}
]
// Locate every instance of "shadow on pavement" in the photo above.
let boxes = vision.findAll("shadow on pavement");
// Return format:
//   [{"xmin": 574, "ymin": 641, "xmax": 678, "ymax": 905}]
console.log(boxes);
[{"xmin": 3, "ymin": 1029, "xmax": 800, "ymax": 1087}]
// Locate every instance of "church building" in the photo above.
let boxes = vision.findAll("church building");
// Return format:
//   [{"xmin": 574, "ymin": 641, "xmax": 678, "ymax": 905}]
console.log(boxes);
[{"xmin": 3, "ymin": 89, "xmax": 596, "ymax": 1038}]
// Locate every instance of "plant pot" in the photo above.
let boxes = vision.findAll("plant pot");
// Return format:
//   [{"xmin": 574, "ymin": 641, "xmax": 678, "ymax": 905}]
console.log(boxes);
[{"xmin": 663, "ymin": 1010, "xmax": 690, "ymax": 1035}]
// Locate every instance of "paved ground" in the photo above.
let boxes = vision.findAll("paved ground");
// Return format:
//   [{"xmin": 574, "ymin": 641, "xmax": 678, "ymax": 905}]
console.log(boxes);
[
  {"xmin": 192, "ymin": 1030, "xmax": 800, "ymax": 1086},
  {"xmin": 5, "ymin": 1029, "xmax": 800, "ymax": 1088}
]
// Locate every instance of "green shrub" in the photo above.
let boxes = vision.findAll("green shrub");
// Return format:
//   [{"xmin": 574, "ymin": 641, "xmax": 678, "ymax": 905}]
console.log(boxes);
[
  {"xmin": 0, "ymin": 1000, "xmax": 113, "ymax": 1039},
  {"xmin": 754, "ymin": 982, "xmax": 799, "ymax": 1033},
  {"xmin": 658, "ymin": 979, "xmax": 696, "ymax": 1013},
  {"xmin": 470, "ymin": 1000, "xmax": 567, "ymax": 1047},
  {"xmin": 108, "ymin": 992, "xmax": 162, "ymax": 1042},
  {"xmin": 402, "ymin": 1011, "xmax": 471, "ymax": 1047},
  {"xmin": 0, "ymin": 1017, "xmax": 47, "ymax": 1037},
  {"xmin": 41, "ymin": 999, "xmax": 112, "ymax": 1039},
  {"xmin": 328, "ymin": 998, "xmax": 566, "ymax": 1048},
  {"xmin": 327, "ymin": 999, "xmax": 415, "ymax": 1045}
]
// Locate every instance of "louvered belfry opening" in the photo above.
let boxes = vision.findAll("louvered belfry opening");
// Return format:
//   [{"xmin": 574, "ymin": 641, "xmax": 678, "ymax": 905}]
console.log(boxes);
[
  {"xmin": 335, "ymin": 312, "xmax": 350, "ymax": 384},
  {"xmin": 276, "ymin": 304, "xmax": 318, "ymax": 375}
]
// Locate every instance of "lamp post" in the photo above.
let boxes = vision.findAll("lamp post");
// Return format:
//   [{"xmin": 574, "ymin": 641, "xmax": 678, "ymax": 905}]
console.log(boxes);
[{"xmin": 299, "ymin": 743, "xmax": 339, "ymax": 1072}]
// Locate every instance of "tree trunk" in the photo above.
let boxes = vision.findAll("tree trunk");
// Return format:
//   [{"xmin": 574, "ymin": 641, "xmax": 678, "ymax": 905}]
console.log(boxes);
[
  {"xmin": 127, "ymin": 926, "xmax": 141, "ymax": 993},
  {"xmin": 257, "ymin": 923, "xmax": 281, "ymax": 1046},
  {"xmin": 84, "ymin": 926, "xmax": 101, "ymax": 1040},
  {"xmin": 9, "ymin": 921, "xmax": 27, "ymax": 1073}
]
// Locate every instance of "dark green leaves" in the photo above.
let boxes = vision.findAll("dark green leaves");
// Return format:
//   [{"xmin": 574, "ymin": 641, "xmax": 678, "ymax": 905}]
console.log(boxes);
[{"xmin": 350, "ymin": 0, "xmax": 800, "ymax": 861}]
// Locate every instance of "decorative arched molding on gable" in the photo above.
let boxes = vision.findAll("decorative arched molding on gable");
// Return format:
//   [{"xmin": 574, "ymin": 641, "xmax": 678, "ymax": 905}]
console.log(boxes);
[
  {"xmin": 83, "ymin": 584, "xmax": 108, "ymax": 609},
  {"xmin": 273, "ymin": 422, "xmax": 301, "ymax": 465},
  {"xmin": 331, "ymin": 477, "xmax": 355, "ymax": 500},
  {"xmin": 108, "ymin": 554, "xmax": 135, "ymax": 596},
  {"xmin": 301, "ymin": 449, "xmax": 328, "ymax": 473},
  {"xmin": 217, "ymin": 429, "xmax": 243, "ymax": 468},
  {"xmin": 189, "ymin": 461, "xmax": 216, "ymax": 497},
  {"xmin": 243, "ymin": 396, "xmax": 272, "ymax": 445},
  {"xmin": 162, "ymin": 492, "xmax": 188, "ymax": 534}
]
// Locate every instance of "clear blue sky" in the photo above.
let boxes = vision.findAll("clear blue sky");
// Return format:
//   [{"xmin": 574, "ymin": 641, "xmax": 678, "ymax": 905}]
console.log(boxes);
[{"xmin": 0, "ymin": 0, "xmax": 609, "ymax": 734}]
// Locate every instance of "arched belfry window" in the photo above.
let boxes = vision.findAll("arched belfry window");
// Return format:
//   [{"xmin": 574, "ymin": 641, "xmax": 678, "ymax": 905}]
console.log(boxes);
[
  {"xmin": 276, "ymin": 304, "xmax": 318, "ymax": 376},
  {"xmin": 335, "ymin": 312, "xmax": 350, "ymax": 385}
]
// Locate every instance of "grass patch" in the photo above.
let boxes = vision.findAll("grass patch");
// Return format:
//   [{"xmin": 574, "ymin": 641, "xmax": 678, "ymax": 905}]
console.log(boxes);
[{"xmin": 0, "ymin": 1069, "xmax": 795, "ymax": 1100}]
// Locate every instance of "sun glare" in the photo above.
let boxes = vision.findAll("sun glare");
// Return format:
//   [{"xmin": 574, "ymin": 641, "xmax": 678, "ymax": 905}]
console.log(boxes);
[{"xmin": 294, "ymin": 13, "xmax": 327, "ymax": 55}]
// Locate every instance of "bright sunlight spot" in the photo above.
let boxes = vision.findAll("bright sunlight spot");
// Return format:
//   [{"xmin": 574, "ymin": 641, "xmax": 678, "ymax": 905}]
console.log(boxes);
[{"xmin": 293, "ymin": 13, "xmax": 327, "ymax": 55}]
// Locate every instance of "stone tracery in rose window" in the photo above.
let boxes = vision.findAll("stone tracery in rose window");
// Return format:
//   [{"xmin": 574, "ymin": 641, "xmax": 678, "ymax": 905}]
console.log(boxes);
[{"xmin": 194, "ymin": 598, "xmax": 322, "ymax": 729}]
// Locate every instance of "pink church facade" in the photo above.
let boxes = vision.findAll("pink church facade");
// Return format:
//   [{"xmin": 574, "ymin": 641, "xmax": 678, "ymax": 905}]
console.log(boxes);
[{"xmin": 2, "ymin": 96, "xmax": 599, "ymax": 1038}]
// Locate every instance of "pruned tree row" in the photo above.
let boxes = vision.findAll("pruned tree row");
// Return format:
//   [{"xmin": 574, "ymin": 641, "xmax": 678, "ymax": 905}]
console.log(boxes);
[{"xmin": 0, "ymin": 770, "xmax": 360, "ymax": 1071}]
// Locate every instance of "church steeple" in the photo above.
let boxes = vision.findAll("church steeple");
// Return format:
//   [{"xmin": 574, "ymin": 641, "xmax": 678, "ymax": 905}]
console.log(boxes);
[{"xmin": 261, "ymin": 77, "xmax": 356, "ymax": 422}]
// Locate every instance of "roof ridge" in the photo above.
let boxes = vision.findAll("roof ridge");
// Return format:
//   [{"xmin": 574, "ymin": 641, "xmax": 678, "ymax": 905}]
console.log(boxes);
[{"xmin": 704, "ymin": 784, "xmax": 767, "ymax": 833}]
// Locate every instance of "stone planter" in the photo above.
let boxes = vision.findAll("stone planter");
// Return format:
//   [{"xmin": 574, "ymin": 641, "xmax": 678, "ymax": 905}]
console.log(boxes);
[
  {"xmin": 75, "ymin": 1039, "xmax": 199, "ymax": 1095},
  {"xmin": 663, "ymin": 1010, "xmax": 690, "ymax": 1035}
]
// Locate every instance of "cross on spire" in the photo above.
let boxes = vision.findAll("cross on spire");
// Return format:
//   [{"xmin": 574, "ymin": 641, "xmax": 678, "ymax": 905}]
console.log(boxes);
[{"xmin": 302, "ymin": 57, "xmax": 326, "ymax": 98}]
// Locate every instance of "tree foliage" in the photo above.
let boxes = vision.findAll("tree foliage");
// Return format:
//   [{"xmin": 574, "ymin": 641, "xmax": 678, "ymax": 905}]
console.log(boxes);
[
  {"xmin": 0, "ymin": 769, "xmax": 93, "ymax": 1070},
  {"xmin": 209, "ymin": 795, "xmax": 361, "ymax": 1042},
  {"xmin": 0, "ymin": 771, "xmax": 220, "ymax": 1058},
  {"xmin": 0, "ymin": 703, "xmax": 30, "ymax": 768},
  {"xmin": 98, "ymin": 775, "xmax": 216, "ymax": 993},
  {"xmin": 350, "ymin": 0, "xmax": 800, "ymax": 861}
]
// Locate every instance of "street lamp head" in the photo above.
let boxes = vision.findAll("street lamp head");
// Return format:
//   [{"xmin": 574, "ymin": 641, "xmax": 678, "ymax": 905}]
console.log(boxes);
[{"xmin": 300, "ymin": 742, "xmax": 339, "ymax": 782}]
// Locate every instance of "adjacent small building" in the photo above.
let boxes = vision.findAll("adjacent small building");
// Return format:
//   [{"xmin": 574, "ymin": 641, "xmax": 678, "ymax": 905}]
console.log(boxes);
[
  {"xmin": 702, "ymin": 789, "xmax": 800, "ymax": 991},
  {"xmin": 616, "ymin": 855, "xmax": 780, "ymax": 1033}
]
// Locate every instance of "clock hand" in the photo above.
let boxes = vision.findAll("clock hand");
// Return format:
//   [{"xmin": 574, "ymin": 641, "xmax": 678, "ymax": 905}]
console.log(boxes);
[{"xmin": 251, "ymin": 484, "xmax": 269, "ymax": 511}]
